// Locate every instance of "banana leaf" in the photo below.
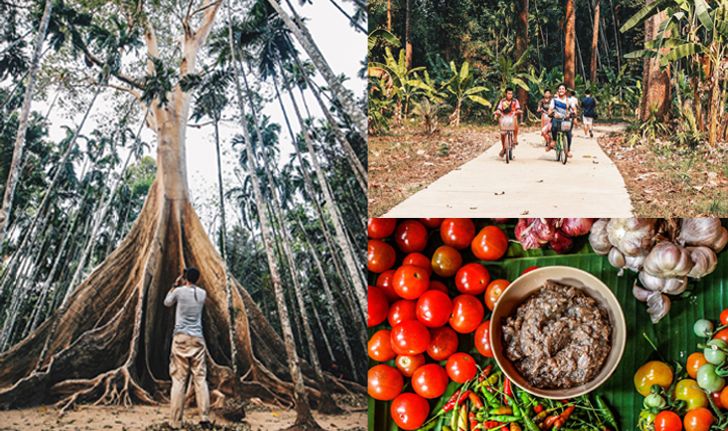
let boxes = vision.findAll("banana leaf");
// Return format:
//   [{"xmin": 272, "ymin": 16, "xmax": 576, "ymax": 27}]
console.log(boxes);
[{"xmin": 369, "ymin": 228, "xmax": 728, "ymax": 430}]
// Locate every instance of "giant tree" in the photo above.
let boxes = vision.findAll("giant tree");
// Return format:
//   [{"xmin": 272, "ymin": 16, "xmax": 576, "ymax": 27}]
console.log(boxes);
[
  {"xmin": 0, "ymin": 0, "xmax": 331, "ymax": 413},
  {"xmin": 564, "ymin": 0, "xmax": 576, "ymax": 89}
]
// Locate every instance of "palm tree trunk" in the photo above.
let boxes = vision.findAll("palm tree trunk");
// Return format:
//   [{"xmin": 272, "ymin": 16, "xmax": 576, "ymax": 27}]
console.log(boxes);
[
  {"xmin": 640, "ymin": 0, "xmax": 670, "ymax": 121},
  {"xmin": 564, "ymin": 0, "xmax": 576, "ymax": 89},
  {"xmin": 0, "ymin": 0, "xmax": 54, "ymax": 248},
  {"xmin": 266, "ymin": 0, "xmax": 366, "ymax": 136},
  {"xmin": 225, "ymin": 9, "xmax": 321, "ymax": 428},
  {"xmin": 515, "ymin": 0, "xmax": 529, "ymax": 114},
  {"xmin": 590, "ymin": 0, "xmax": 600, "ymax": 82},
  {"xmin": 307, "ymin": 289, "xmax": 335, "ymax": 363},
  {"xmin": 387, "ymin": 0, "xmax": 392, "ymax": 31},
  {"xmin": 405, "ymin": 0, "xmax": 412, "ymax": 69}
]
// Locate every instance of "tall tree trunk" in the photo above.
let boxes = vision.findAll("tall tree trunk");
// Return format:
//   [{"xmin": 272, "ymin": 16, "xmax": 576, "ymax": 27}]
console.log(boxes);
[
  {"xmin": 590, "ymin": 0, "xmax": 600, "ymax": 82},
  {"xmin": 564, "ymin": 0, "xmax": 576, "ymax": 89},
  {"xmin": 607, "ymin": 0, "xmax": 621, "ymax": 70},
  {"xmin": 267, "ymin": 0, "xmax": 367, "ymax": 136},
  {"xmin": 639, "ymin": 0, "xmax": 670, "ymax": 121},
  {"xmin": 516, "ymin": 0, "xmax": 529, "ymax": 116},
  {"xmin": 708, "ymin": 44, "xmax": 722, "ymax": 146},
  {"xmin": 387, "ymin": 0, "xmax": 392, "ymax": 31},
  {"xmin": 405, "ymin": 0, "xmax": 412, "ymax": 68},
  {"xmin": 0, "ymin": 0, "xmax": 53, "ymax": 247},
  {"xmin": 225, "ymin": 8, "xmax": 323, "ymax": 428}
]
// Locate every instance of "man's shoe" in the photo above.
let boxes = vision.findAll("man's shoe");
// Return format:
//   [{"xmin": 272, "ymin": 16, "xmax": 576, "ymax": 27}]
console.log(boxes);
[
  {"xmin": 590, "ymin": 130, "xmax": 594, "ymax": 138},
  {"xmin": 200, "ymin": 420, "xmax": 214, "ymax": 430}
]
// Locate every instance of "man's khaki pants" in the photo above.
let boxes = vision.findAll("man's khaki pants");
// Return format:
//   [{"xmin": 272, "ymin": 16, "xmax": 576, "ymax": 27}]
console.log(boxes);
[{"xmin": 170, "ymin": 333, "xmax": 210, "ymax": 427}]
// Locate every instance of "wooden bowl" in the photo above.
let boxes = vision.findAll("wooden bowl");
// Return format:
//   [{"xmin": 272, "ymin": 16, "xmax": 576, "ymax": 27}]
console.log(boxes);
[{"xmin": 490, "ymin": 265, "xmax": 626, "ymax": 398}]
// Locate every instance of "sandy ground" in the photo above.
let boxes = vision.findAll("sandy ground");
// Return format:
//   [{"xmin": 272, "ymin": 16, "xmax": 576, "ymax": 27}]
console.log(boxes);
[
  {"xmin": 383, "ymin": 123, "xmax": 633, "ymax": 218},
  {"xmin": 0, "ymin": 402, "xmax": 366, "ymax": 431}
]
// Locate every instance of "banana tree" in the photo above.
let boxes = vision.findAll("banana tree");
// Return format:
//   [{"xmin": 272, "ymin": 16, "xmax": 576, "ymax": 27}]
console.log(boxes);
[
  {"xmin": 368, "ymin": 47, "xmax": 431, "ymax": 121},
  {"xmin": 443, "ymin": 61, "xmax": 490, "ymax": 127}
]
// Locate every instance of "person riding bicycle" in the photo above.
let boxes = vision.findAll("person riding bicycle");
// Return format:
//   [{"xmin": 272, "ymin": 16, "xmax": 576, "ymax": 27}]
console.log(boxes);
[
  {"xmin": 581, "ymin": 89, "xmax": 597, "ymax": 138},
  {"xmin": 493, "ymin": 87, "xmax": 522, "ymax": 158},
  {"xmin": 536, "ymin": 89, "xmax": 553, "ymax": 146},
  {"xmin": 547, "ymin": 83, "xmax": 576, "ymax": 157}
]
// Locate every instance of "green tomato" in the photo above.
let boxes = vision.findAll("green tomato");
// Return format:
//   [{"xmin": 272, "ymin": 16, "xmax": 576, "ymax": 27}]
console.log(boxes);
[
  {"xmin": 643, "ymin": 393, "xmax": 667, "ymax": 410},
  {"xmin": 694, "ymin": 319, "xmax": 714, "ymax": 338},
  {"xmin": 697, "ymin": 363, "xmax": 726, "ymax": 392},
  {"xmin": 704, "ymin": 339, "xmax": 728, "ymax": 365}
]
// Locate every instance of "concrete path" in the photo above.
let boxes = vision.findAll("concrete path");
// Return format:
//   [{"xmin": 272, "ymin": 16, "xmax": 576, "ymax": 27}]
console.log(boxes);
[{"xmin": 384, "ymin": 123, "xmax": 633, "ymax": 218}]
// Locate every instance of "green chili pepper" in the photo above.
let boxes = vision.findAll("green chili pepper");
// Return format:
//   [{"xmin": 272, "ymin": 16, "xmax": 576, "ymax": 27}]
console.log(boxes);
[
  {"xmin": 481, "ymin": 388, "xmax": 502, "ymax": 408},
  {"xmin": 595, "ymin": 395, "xmax": 618, "ymax": 431},
  {"xmin": 522, "ymin": 413, "xmax": 540, "ymax": 431},
  {"xmin": 486, "ymin": 415, "xmax": 521, "ymax": 423},
  {"xmin": 505, "ymin": 395, "xmax": 521, "ymax": 417}
]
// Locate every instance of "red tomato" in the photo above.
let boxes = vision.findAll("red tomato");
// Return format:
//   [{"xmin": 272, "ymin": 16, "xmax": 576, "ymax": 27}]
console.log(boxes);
[
  {"xmin": 721, "ymin": 309, "xmax": 728, "ymax": 326},
  {"xmin": 376, "ymin": 270, "xmax": 400, "ymax": 302},
  {"xmin": 654, "ymin": 410, "xmax": 682, "ymax": 431},
  {"xmin": 368, "ymin": 240, "xmax": 396, "ymax": 273},
  {"xmin": 368, "ymin": 286, "xmax": 388, "ymax": 327},
  {"xmin": 521, "ymin": 265, "xmax": 539, "ymax": 275},
  {"xmin": 719, "ymin": 386, "xmax": 728, "ymax": 410},
  {"xmin": 714, "ymin": 328, "xmax": 728, "ymax": 344},
  {"xmin": 474, "ymin": 320, "xmax": 493, "ymax": 357},
  {"xmin": 390, "ymin": 393, "xmax": 429, "ymax": 431},
  {"xmin": 412, "ymin": 363, "xmax": 449, "ymax": 399},
  {"xmin": 416, "ymin": 290, "xmax": 453, "ymax": 328},
  {"xmin": 455, "ymin": 263, "xmax": 491, "ymax": 295},
  {"xmin": 395, "ymin": 220, "xmax": 428, "ymax": 253},
  {"xmin": 395, "ymin": 354, "xmax": 426, "ymax": 377},
  {"xmin": 446, "ymin": 352, "xmax": 477, "ymax": 383},
  {"xmin": 429, "ymin": 280, "xmax": 449, "ymax": 293},
  {"xmin": 449, "ymin": 294, "xmax": 485, "ymax": 334},
  {"xmin": 683, "ymin": 407, "xmax": 713, "ymax": 431},
  {"xmin": 427, "ymin": 326, "xmax": 459, "ymax": 361},
  {"xmin": 431, "ymin": 245, "xmax": 463, "ymax": 277},
  {"xmin": 485, "ymin": 279, "xmax": 509, "ymax": 311},
  {"xmin": 368, "ymin": 218, "xmax": 396, "ymax": 239},
  {"xmin": 471, "ymin": 226, "xmax": 509, "ymax": 261},
  {"xmin": 711, "ymin": 391, "xmax": 723, "ymax": 410},
  {"xmin": 391, "ymin": 320, "xmax": 431, "ymax": 355},
  {"xmin": 440, "ymin": 218, "xmax": 476, "ymax": 250},
  {"xmin": 388, "ymin": 300, "xmax": 417, "ymax": 327},
  {"xmin": 403, "ymin": 252, "xmax": 433, "ymax": 277},
  {"xmin": 368, "ymin": 364, "xmax": 403, "ymax": 400},
  {"xmin": 368, "ymin": 329, "xmax": 395, "ymax": 362},
  {"xmin": 420, "ymin": 218, "xmax": 443, "ymax": 228},
  {"xmin": 393, "ymin": 265, "xmax": 430, "ymax": 300}
]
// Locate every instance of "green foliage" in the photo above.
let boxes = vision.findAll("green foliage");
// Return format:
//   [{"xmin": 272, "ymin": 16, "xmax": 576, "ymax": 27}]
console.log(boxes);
[
  {"xmin": 141, "ymin": 57, "xmax": 176, "ymax": 107},
  {"xmin": 411, "ymin": 98, "xmax": 441, "ymax": 134}
]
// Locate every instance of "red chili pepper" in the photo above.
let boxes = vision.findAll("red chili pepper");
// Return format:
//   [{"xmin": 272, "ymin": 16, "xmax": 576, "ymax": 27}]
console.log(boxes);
[
  {"xmin": 469, "ymin": 411, "xmax": 478, "ymax": 430},
  {"xmin": 484, "ymin": 421, "xmax": 502, "ymax": 429},
  {"xmin": 553, "ymin": 405, "xmax": 575, "ymax": 430},
  {"xmin": 443, "ymin": 389, "xmax": 473, "ymax": 413},
  {"xmin": 478, "ymin": 364, "xmax": 494, "ymax": 382},
  {"xmin": 533, "ymin": 404, "xmax": 544, "ymax": 414},
  {"xmin": 503, "ymin": 378, "xmax": 512, "ymax": 405},
  {"xmin": 468, "ymin": 392, "xmax": 484, "ymax": 409}
]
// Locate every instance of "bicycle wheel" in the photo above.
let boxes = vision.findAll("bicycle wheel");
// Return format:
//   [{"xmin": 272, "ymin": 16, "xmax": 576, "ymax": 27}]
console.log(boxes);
[
  {"xmin": 555, "ymin": 134, "xmax": 562, "ymax": 161},
  {"xmin": 505, "ymin": 132, "xmax": 511, "ymax": 164},
  {"xmin": 562, "ymin": 134, "xmax": 570, "ymax": 165}
]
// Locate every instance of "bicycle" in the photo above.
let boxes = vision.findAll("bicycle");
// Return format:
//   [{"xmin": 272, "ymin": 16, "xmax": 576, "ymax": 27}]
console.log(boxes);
[
  {"xmin": 499, "ymin": 116, "xmax": 515, "ymax": 164},
  {"xmin": 551, "ymin": 115, "xmax": 572, "ymax": 165}
]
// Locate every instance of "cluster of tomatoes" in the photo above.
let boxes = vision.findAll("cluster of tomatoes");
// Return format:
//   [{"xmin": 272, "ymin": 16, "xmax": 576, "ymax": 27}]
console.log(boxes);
[
  {"xmin": 367, "ymin": 218, "xmax": 528, "ymax": 430},
  {"xmin": 635, "ymin": 310, "xmax": 728, "ymax": 431}
]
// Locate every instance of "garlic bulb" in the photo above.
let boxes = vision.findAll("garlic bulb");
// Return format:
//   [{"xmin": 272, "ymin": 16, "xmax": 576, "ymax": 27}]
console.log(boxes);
[
  {"xmin": 678, "ymin": 218, "xmax": 728, "ymax": 252},
  {"xmin": 606, "ymin": 218, "xmax": 657, "ymax": 256},
  {"xmin": 638, "ymin": 271, "xmax": 687, "ymax": 294},
  {"xmin": 687, "ymin": 246, "xmax": 718, "ymax": 279},
  {"xmin": 646, "ymin": 292, "xmax": 671, "ymax": 324},
  {"xmin": 624, "ymin": 254, "xmax": 645, "ymax": 273},
  {"xmin": 643, "ymin": 241, "xmax": 694, "ymax": 278},
  {"xmin": 608, "ymin": 247, "xmax": 625, "ymax": 271},
  {"xmin": 633, "ymin": 283, "xmax": 652, "ymax": 302},
  {"xmin": 589, "ymin": 219, "xmax": 611, "ymax": 255}
]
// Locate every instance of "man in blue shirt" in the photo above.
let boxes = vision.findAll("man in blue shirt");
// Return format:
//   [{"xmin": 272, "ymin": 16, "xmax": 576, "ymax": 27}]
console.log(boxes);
[{"xmin": 581, "ymin": 90, "xmax": 598, "ymax": 138}]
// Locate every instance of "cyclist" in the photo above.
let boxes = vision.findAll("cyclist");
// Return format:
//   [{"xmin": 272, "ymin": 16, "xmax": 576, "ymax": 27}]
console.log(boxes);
[
  {"xmin": 581, "ymin": 89, "xmax": 597, "ymax": 137},
  {"xmin": 493, "ymin": 87, "xmax": 522, "ymax": 158},
  {"xmin": 547, "ymin": 83, "xmax": 576, "ymax": 157},
  {"xmin": 536, "ymin": 89, "xmax": 553, "ymax": 146},
  {"xmin": 568, "ymin": 89, "xmax": 580, "ymax": 131}
]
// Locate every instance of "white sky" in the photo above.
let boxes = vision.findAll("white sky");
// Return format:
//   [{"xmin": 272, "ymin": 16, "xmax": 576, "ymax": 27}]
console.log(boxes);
[{"xmin": 37, "ymin": 0, "xmax": 365, "ymax": 231}]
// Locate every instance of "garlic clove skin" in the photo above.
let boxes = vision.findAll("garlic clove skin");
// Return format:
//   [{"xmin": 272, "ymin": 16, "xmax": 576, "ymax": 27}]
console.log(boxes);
[
  {"xmin": 637, "ymin": 271, "xmax": 687, "ymax": 294},
  {"xmin": 643, "ymin": 241, "xmax": 694, "ymax": 278},
  {"xmin": 589, "ymin": 218, "xmax": 612, "ymax": 255},
  {"xmin": 633, "ymin": 282, "xmax": 652, "ymax": 302},
  {"xmin": 646, "ymin": 292, "xmax": 671, "ymax": 324},
  {"xmin": 606, "ymin": 218, "xmax": 657, "ymax": 256},
  {"xmin": 687, "ymin": 246, "xmax": 718, "ymax": 279},
  {"xmin": 678, "ymin": 218, "xmax": 728, "ymax": 252},
  {"xmin": 624, "ymin": 254, "xmax": 645, "ymax": 273},
  {"xmin": 608, "ymin": 247, "xmax": 625, "ymax": 268}
]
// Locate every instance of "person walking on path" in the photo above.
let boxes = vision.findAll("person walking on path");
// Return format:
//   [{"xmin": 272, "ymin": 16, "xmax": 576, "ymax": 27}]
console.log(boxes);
[
  {"xmin": 581, "ymin": 90, "xmax": 598, "ymax": 137},
  {"xmin": 164, "ymin": 267, "xmax": 212, "ymax": 430}
]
